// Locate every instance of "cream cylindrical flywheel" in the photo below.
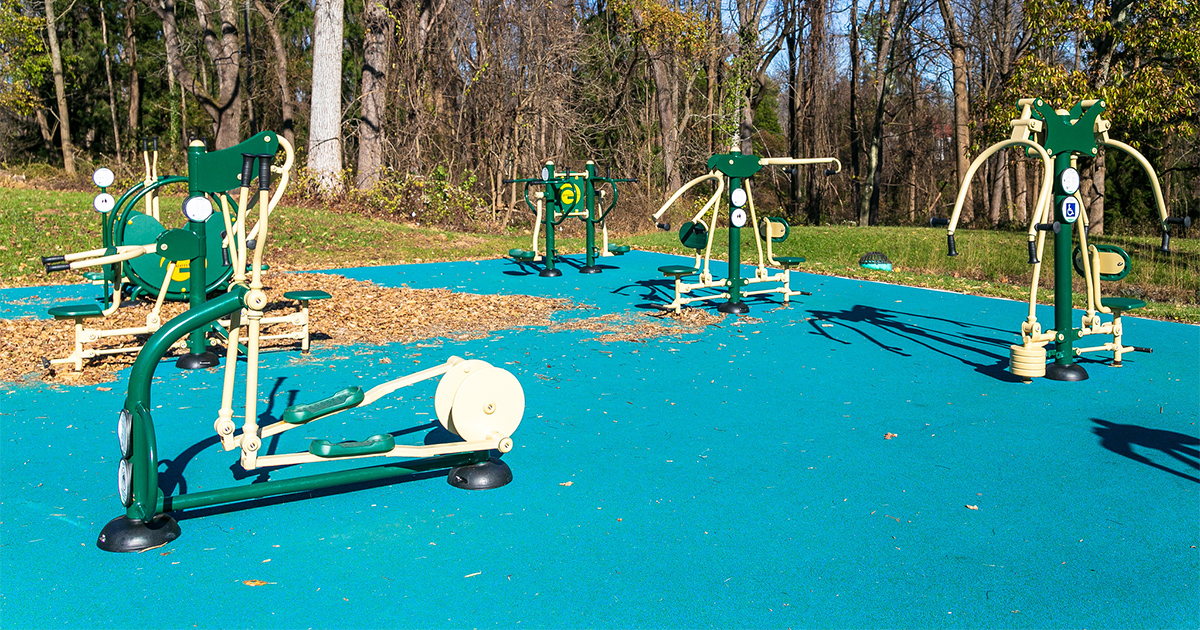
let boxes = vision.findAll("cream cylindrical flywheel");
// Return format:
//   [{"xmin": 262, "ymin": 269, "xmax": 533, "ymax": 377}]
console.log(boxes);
[
  {"xmin": 118, "ymin": 459, "xmax": 133, "ymax": 507},
  {"xmin": 117, "ymin": 409, "xmax": 133, "ymax": 459},
  {"xmin": 447, "ymin": 367, "xmax": 524, "ymax": 442},
  {"xmin": 433, "ymin": 359, "xmax": 495, "ymax": 431}
]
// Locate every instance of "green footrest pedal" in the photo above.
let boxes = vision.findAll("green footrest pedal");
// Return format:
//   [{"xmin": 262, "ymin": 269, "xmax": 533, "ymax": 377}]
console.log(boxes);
[
  {"xmin": 607, "ymin": 245, "xmax": 631, "ymax": 255},
  {"xmin": 658, "ymin": 265, "xmax": 698, "ymax": 277},
  {"xmin": 1101, "ymin": 297, "xmax": 1146, "ymax": 312},
  {"xmin": 283, "ymin": 289, "xmax": 332, "ymax": 302},
  {"xmin": 281, "ymin": 386, "xmax": 365, "ymax": 424},
  {"xmin": 309, "ymin": 434, "xmax": 395, "ymax": 458},
  {"xmin": 48, "ymin": 303, "xmax": 106, "ymax": 319},
  {"xmin": 509, "ymin": 249, "xmax": 537, "ymax": 261},
  {"xmin": 774, "ymin": 256, "xmax": 806, "ymax": 267}
]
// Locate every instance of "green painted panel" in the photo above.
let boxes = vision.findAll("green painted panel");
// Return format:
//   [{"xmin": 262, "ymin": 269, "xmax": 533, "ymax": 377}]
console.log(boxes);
[
  {"xmin": 707, "ymin": 151, "xmax": 762, "ymax": 178},
  {"xmin": 189, "ymin": 131, "xmax": 280, "ymax": 194},
  {"xmin": 121, "ymin": 213, "xmax": 233, "ymax": 300}
]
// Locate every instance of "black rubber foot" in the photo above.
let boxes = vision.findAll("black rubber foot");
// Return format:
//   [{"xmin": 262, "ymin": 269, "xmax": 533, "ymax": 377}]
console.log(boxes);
[
  {"xmin": 447, "ymin": 457, "xmax": 513, "ymax": 490},
  {"xmin": 717, "ymin": 301, "xmax": 750, "ymax": 315},
  {"xmin": 1045, "ymin": 362, "xmax": 1089, "ymax": 382},
  {"xmin": 97, "ymin": 514, "xmax": 181, "ymax": 552},
  {"xmin": 579, "ymin": 266, "xmax": 602, "ymax": 274},
  {"xmin": 176, "ymin": 351, "xmax": 220, "ymax": 370},
  {"xmin": 539, "ymin": 268, "xmax": 563, "ymax": 278}
]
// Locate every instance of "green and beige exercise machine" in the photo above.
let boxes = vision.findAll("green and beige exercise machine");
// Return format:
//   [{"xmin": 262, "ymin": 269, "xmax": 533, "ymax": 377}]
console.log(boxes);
[
  {"xmin": 932, "ymin": 98, "xmax": 1190, "ymax": 382},
  {"xmin": 504, "ymin": 161, "xmax": 637, "ymax": 276},
  {"xmin": 97, "ymin": 147, "xmax": 525, "ymax": 553},
  {"xmin": 41, "ymin": 138, "xmax": 171, "ymax": 293},
  {"xmin": 650, "ymin": 139, "xmax": 840, "ymax": 313},
  {"xmin": 39, "ymin": 133, "xmax": 328, "ymax": 370}
]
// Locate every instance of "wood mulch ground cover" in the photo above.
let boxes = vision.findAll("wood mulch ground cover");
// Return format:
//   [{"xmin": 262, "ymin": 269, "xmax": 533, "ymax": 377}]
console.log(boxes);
[{"xmin": 1, "ymin": 272, "xmax": 723, "ymax": 386}]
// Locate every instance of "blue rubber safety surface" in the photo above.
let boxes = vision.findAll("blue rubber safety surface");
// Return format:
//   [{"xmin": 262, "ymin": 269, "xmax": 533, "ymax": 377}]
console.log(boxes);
[{"xmin": 2, "ymin": 250, "xmax": 1197, "ymax": 629}]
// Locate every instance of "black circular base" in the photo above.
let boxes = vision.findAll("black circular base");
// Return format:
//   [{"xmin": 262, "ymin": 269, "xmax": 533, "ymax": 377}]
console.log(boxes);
[
  {"xmin": 447, "ymin": 457, "xmax": 513, "ymax": 490},
  {"xmin": 717, "ymin": 300, "xmax": 750, "ymax": 315},
  {"xmin": 97, "ymin": 514, "xmax": 180, "ymax": 553},
  {"xmin": 1045, "ymin": 362, "xmax": 1089, "ymax": 382},
  {"xmin": 579, "ymin": 266, "xmax": 602, "ymax": 274},
  {"xmin": 539, "ymin": 268, "xmax": 563, "ymax": 278},
  {"xmin": 177, "ymin": 351, "xmax": 220, "ymax": 370}
]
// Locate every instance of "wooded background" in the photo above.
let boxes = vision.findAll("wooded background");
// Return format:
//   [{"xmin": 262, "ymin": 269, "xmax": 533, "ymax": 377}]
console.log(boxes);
[{"xmin": 2, "ymin": 0, "xmax": 1197, "ymax": 234}]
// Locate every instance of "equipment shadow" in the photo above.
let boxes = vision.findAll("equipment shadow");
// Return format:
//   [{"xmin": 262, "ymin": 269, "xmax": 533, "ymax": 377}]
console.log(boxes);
[
  {"xmin": 613, "ymin": 278, "xmax": 789, "ymax": 314},
  {"xmin": 1092, "ymin": 418, "xmax": 1199, "ymax": 483},
  {"xmin": 805, "ymin": 303, "xmax": 1023, "ymax": 382}
]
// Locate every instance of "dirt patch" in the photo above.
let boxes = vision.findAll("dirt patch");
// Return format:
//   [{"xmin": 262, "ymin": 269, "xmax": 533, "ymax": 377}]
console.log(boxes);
[
  {"xmin": 548, "ymin": 307, "xmax": 724, "ymax": 343},
  {"xmin": 0, "ymin": 272, "xmax": 573, "ymax": 386}
]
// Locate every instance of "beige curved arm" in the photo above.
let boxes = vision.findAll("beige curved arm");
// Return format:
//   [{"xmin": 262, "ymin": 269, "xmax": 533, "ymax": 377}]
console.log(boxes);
[
  {"xmin": 759, "ymin": 156, "xmax": 842, "ymax": 174},
  {"xmin": 652, "ymin": 172, "xmax": 721, "ymax": 222},
  {"xmin": 945, "ymin": 139, "xmax": 1054, "ymax": 242},
  {"xmin": 68, "ymin": 244, "xmax": 156, "ymax": 270},
  {"xmin": 1101, "ymin": 139, "xmax": 1169, "ymax": 226}
]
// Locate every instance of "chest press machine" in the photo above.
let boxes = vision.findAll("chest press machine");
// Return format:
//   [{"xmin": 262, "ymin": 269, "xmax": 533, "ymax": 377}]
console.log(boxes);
[
  {"xmin": 650, "ymin": 139, "xmax": 841, "ymax": 314},
  {"xmin": 932, "ymin": 98, "xmax": 1190, "ymax": 381}
]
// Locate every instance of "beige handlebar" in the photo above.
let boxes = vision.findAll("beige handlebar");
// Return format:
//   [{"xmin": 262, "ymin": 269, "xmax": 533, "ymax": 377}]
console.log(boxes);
[{"xmin": 1101, "ymin": 139, "xmax": 1170, "ymax": 226}]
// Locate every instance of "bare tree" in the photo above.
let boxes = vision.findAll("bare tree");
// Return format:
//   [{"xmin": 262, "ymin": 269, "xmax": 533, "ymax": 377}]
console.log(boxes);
[
  {"xmin": 356, "ymin": 0, "xmax": 393, "ymax": 189},
  {"xmin": 307, "ymin": 0, "xmax": 344, "ymax": 192},
  {"xmin": 44, "ymin": 0, "xmax": 76, "ymax": 174}
]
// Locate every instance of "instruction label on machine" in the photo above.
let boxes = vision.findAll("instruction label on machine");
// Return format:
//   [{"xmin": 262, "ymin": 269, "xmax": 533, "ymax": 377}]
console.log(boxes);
[{"xmin": 1060, "ymin": 197, "xmax": 1081, "ymax": 223}]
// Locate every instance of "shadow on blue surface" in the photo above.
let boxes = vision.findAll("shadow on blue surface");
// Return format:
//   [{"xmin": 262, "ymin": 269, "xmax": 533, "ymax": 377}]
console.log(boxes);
[
  {"xmin": 1092, "ymin": 418, "xmax": 1200, "ymax": 483},
  {"xmin": 805, "ymin": 303, "xmax": 1024, "ymax": 382}
]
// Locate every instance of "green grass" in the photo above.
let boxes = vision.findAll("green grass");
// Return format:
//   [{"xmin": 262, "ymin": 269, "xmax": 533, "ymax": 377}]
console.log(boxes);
[{"xmin": 3, "ymin": 186, "xmax": 1197, "ymax": 322}]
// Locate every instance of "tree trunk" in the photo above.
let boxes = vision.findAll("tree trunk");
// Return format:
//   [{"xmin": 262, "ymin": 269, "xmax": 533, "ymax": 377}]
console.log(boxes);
[
  {"xmin": 146, "ymin": 0, "xmax": 243, "ymax": 149},
  {"xmin": 100, "ymin": 9, "xmax": 123, "ymax": 163},
  {"xmin": 988, "ymin": 152, "xmax": 1005, "ymax": 226},
  {"xmin": 786, "ymin": 0, "xmax": 800, "ymax": 216},
  {"xmin": 307, "ymin": 0, "xmax": 345, "ymax": 193},
  {"xmin": 356, "ymin": 0, "xmax": 393, "ymax": 189},
  {"xmin": 254, "ymin": 0, "xmax": 294, "ymax": 146},
  {"xmin": 1014, "ymin": 157, "xmax": 1028, "ymax": 224},
  {"xmin": 936, "ymin": 0, "xmax": 971, "ymax": 225},
  {"xmin": 123, "ymin": 0, "xmax": 141, "ymax": 140},
  {"xmin": 848, "ymin": 0, "xmax": 862, "ymax": 222},
  {"xmin": 1085, "ymin": 151, "xmax": 1105, "ymax": 234},
  {"xmin": 859, "ymin": 0, "xmax": 907, "ymax": 226},
  {"xmin": 44, "ymin": 0, "xmax": 76, "ymax": 175}
]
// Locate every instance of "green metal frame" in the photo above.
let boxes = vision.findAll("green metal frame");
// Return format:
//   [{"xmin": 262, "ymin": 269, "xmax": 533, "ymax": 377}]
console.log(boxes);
[{"xmin": 506, "ymin": 160, "xmax": 636, "ymax": 275}]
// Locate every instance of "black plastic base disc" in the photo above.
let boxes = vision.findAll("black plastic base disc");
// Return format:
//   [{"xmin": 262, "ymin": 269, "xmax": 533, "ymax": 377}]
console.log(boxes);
[
  {"xmin": 539, "ymin": 268, "xmax": 563, "ymax": 278},
  {"xmin": 447, "ymin": 457, "xmax": 513, "ymax": 490},
  {"xmin": 717, "ymin": 300, "xmax": 750, "ymax": 315},
  {"xmin": 97, "ymin": 514, "xmax": 181, "ymax": 552},
  {"xmin": 177, "ymin": 351, "xmax": 220, "ymax": 370},
  {"xmin": 579, "ymin": 266, "xmax": 602, "ymax": 274},
  {"xmin": 1045, "ymin": 362, "xmax": 1089, "ymax": 382}
]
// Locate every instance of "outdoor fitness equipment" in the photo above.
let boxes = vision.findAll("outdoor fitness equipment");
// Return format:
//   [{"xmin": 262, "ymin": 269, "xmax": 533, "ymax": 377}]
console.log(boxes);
[
  {"xmin": 932, "ymin": 98, "xmax": 1190, "ymax": 382},
  {"xmin": 40, "ymin": 138, "xmax": 174, "ymax": 292},
  {"xmin": 97, "ymin": 146, "xmax": 525, "ymax": 553},
  {"xmin": 650, "ymin": 139, "xmax": 840, "ymax": 313},
  {"xmin": 505, "ymin": 161, "xmax": 637, "ymax": 276},
  {"xmin": 39, "ymin": 133, "xmax": 328, "ymax": 370}
]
